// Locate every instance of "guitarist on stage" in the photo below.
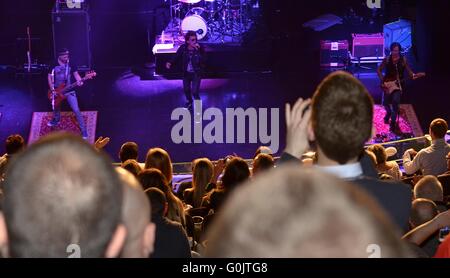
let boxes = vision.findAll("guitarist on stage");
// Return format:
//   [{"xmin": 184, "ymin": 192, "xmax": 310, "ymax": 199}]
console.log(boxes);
[
  {"xmin": 47, "ymin": 48, "xmax": 88, "ymax": 139},
  {"xmin": 377, "ymin": 42, "xmax": 421, "ymax": 133}
]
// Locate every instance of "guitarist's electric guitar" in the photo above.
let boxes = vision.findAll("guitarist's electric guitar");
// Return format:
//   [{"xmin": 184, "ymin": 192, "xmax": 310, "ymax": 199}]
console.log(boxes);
[
  {"xmin": 48, "ymin": 71, "xmax": 97, "ymax": 108},
  {"xmin": 383, "ymin": 72, "xmax": 426, "ymax": 94}
]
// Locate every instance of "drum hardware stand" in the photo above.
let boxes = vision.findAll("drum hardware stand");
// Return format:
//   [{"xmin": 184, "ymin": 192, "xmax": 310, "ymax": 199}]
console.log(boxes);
[
  {"xmin": 168, "ymin": 0, "xmax": 182, "ymax": 37},
  {"xmin": 169, "ymin": 0, "xmax": 255, "ymax": 44}
]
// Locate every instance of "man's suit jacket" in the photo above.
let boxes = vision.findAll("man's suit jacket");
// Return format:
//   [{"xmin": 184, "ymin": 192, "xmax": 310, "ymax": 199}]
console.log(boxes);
[{"xmin": 279, "ymin": 152, "xmax": 412, "ymax": 232}]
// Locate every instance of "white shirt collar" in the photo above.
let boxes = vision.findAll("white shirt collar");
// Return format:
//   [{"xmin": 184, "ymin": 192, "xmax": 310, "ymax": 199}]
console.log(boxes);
[{"xmin": 315, "ymin": 163, "xmax": 363, "ymax": 180}]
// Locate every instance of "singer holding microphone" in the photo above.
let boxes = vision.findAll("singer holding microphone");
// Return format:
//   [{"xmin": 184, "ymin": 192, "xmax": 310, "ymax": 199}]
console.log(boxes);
[{"xmin": 166, "ymin": 31, "xmax": 205, "ymax": 110}]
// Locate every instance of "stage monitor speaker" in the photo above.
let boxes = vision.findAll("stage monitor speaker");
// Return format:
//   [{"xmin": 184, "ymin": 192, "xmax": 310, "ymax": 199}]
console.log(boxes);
[
  {"xmin": 352, "ymin": 33, "xmax": 384, "ymax": 59},
  {"xmin": 320, "ymin": 40, "xmax": 349, "ymax": 68},
  {"xmin": 52, "ymin": 10, "xmax": 91, "ymax": 70}
]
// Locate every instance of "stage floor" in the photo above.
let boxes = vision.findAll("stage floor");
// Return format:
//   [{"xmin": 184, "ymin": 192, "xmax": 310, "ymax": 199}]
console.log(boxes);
[{"xmin": 0, "ymin": 67, "xmax": 444, "ymax": 163}]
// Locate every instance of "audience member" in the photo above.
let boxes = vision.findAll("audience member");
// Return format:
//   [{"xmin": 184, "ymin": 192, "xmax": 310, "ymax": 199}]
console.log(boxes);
[
  {"xmin": 206, "ymin": 166, "xmax": 411, "ymax": 258},
  {"xmin": 403, "ymin": 210, "xmax": 450, "ymax": 248},
  {"xmin": 410, "ymin": 199, "xmax": 438, "ymax": 228},
  {"xmin": 116, "ymin": 168, "xmax": 155, "ymax": 258},
  {"xmin": 138, "ymin": 168, "xmax": 186, "ymax": 227},
  {"xmin": 119, "ymin": 142, "xmax": 139, "ymax": 163},
  {"xmin": 414, "ymin": 176, "xmax": 447, "ymax": 212},
  {"xmin": 367, "ymin": 144, "xmax": 402, "ymax": 180},
  {"xmin": 254, "ymin": 146, "xmax": 273, "ymax": 158},
  {"xmin": 403, "ymin": 119, "xmax": 450, "ymax": 176},
  {"xmin": 252, "ymin": 153, "xmax": 275, "ymax": 176},
  {"xmin": 184, "ymin": 158, "xmax": 214, "ymax": 208},
  {"xmin": 122, "ymin": 159, "xmax": 142, "ymax": 177},
  {"xmin": 0, "ymin": 133, "xmax": 126, "ymax": 258},
  {"xmin": 0, "ymin": 134, "xmax": 25, "ymax": 179},
  {"xmin": 145, "ymin": 148, "xmax": 174, "ymax": 186},
  {"xmin": 280, "ymin": 71, "xmax": 412, "ymax": 231},
  {"xmin": 409, "ymin": 198, "xmax": 440, "ymax": 257},
  {"xmin": 202, "ymin": 157, "xmax": 250, "ymax": 212},
  {"xmin": 146, "ymin": 188, "xmax": 191, "ymax": 258},
  {"xmin": 434, "ymin": 233, "xmax": 450, "ymax": 258}
]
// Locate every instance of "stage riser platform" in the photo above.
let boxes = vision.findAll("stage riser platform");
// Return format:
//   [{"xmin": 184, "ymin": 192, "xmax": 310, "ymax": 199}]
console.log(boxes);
[{"xmin": 155, "ymin": 46, "xmax": 271, "ymax": 76}]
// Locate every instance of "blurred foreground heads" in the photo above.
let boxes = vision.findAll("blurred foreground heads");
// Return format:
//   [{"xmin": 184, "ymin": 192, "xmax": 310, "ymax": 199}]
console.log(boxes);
[
  {"xmin": 206, "ymin": 165, "xmax": 412, "ymax": 258},
  {"xmin": 0, "ymin": 133, "xmax": 126, "ymax": 258}
]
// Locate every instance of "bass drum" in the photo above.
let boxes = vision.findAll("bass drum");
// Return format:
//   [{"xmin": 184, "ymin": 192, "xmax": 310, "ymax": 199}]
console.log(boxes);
[{"xmin": 181, "ymin": 8, "xmax": 209, "ymax": 40}]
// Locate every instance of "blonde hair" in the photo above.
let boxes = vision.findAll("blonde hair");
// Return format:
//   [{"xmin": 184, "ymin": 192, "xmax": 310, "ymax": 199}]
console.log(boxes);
[{"xmin": 190, "ymin": 158, "xmax": 214, "ymax": 208}]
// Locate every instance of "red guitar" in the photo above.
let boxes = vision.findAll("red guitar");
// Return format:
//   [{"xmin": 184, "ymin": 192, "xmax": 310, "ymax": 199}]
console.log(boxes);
[{"xmin": 48, "ymin": 71, "xmax": 97, "ymax": 107}]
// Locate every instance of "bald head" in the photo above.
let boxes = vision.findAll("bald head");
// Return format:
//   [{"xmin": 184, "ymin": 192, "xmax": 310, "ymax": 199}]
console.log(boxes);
[
  {"xmin": 116, "ymin": 168, "xmax": 155, "ymax": 258},
  {"xmin": 414, "ymin": 176, "xmax": 443, "ymax": 202},
  {"xmin": 1, "ymin": 133, "xmax": 123, "ymax": 257},
  {"xmin": 410, "ymin": 199, "xmax": 438, "ymax": 228},
  {"xmin": 206, "ymin": 165, "xmax": 409, "ymax": 258}
]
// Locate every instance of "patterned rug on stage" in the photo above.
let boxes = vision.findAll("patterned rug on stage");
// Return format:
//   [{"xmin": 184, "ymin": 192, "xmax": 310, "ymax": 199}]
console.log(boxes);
[
  {"xmin": 29, "ymin": 111, "xmax": 97, "ymax": 144},
  {"xmin": 370, "ymin": 104, "xmax": 423, "ymax": 144}
]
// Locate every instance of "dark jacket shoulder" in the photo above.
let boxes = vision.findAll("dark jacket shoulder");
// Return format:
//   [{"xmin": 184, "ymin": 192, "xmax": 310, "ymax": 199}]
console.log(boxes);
[
  {"xmin": 353, "ymin": 176, "xmax": 412, "ymax": 232},
  {"xmin": 151, "ymin": 216, "xmax": 191, "ymax": 258}
]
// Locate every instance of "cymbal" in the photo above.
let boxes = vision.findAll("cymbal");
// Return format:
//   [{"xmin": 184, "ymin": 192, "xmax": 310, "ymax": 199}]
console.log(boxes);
[{"xmin": 179, "ymin": 0, "xmax": 201, "ymax": 4}]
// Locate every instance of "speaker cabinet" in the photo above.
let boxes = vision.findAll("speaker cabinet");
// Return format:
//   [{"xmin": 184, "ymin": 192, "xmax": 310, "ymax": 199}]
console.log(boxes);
[{"xmin": 52, "ymin": 10, "xmax": 92, "ymax": 70}]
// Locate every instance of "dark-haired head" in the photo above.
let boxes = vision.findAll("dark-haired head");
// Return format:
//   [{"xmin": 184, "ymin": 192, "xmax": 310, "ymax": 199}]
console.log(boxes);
[
  {"xmin": 221, "ymin": 157, "xmax": 250, "ymax": 191},
  {"xmin": 311, "ymin": 71, "xmax": 373, "ymax": 165},
  {"xmin": 146, "ymin": 188, "xmax": 167, "ymax": 218},
  {"xmin": 5, "ymin": 134, "xmax": 25, "ymax": 155},
  {"xmin": 429, "ymin": 118, "xmax": 448, "ymax": 139},
  {"xmin": 252, "ymin": 153, "xmax": 275, "ymax": 175},
  {"xmin": 138, "ymin": 168, "xmax": 169, "ymax": 192},
  {"xmin": 122, "ymin": 159, "xmax": 142, "ymax": 177},
  {"xmin": 119, "ymin": 142, "xmax": 138, "ymax": 163},
  {"xmin": 390, "ymin": 42, "xmax": 402, "ymax": 52},
  {"xmin": 390, "ymin": 42, "xmax": 402, "ymax": 58},
  {"xmin": 185, "ymin": 31, "xmax": 197, "ymax": 43}
]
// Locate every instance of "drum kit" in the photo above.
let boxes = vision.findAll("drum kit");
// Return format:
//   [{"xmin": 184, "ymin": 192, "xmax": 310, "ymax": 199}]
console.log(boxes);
[{"xmin": 168, "ymin": 0, "xmax": 254, "ymax": 42}]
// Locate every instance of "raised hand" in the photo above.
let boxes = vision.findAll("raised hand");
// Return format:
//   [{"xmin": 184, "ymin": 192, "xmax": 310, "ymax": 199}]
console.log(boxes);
[
  {"xmin": 94, "ymin": 136, "xmax": 111, "ymax": 150},
  {"xmin": 284, "ymin": 98, "xmax": 312, "ymax": 159}
]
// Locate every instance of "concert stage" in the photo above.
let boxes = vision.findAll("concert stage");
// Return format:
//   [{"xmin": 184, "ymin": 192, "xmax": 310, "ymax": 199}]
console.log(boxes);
[
  {"xmin": 1, "ymin": 0, "xmax": 449, "ymax": 164},
  {"xmin": 0, "ymin": 66, "xmax": 437, "ymax": 164}
]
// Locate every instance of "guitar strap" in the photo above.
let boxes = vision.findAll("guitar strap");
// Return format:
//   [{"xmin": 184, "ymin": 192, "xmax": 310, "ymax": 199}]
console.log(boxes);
[
  {"xmin": 50, "ymin": 63, "xmax": 70, "ymax": 111},
  {"xmin": 395, "ymin": 62, "xmax": 402, "ymax": 92},
  {"xmin": 65, "ymin": 61, "xmax": 71, "ymax": 85}
]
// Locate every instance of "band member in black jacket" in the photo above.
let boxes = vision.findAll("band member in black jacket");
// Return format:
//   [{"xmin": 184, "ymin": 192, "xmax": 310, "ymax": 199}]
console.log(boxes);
[{"xmin": 166, "ymin": 31, "xmax": 205, "ymax": 110}]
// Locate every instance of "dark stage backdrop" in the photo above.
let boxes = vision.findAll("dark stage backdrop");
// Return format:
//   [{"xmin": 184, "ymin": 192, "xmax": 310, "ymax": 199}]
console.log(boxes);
[
  {"xmin": 89, "ymin": 0, "xmax": 168, "ymax": 67},
  {"xmin": 0, "ymin": 0, "xmax": 170, "ymax": 68},
  {"xmin": 0, "ymin": 0, "xmax": 55, "ymax": 66},
  {"xmin": 0, "ymin": 0, "xmax": 449, "ymax": 73}
]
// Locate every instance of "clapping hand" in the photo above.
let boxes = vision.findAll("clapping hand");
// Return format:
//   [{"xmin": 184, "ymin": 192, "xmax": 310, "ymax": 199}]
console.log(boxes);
[
  {"xmin": 284, "ymin": 98, "xmax": 312, "ymax": 159},
  {"xmin": 94, "ymin": 136, "xmax": 111, "ymax": 150}
]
